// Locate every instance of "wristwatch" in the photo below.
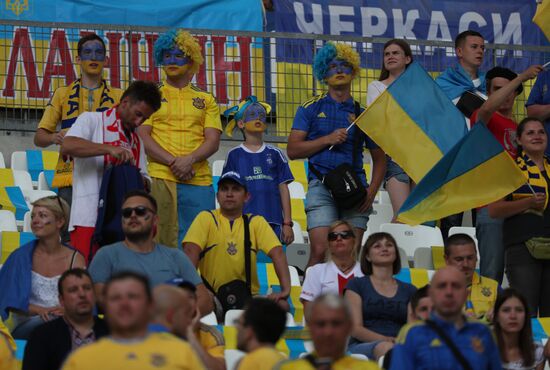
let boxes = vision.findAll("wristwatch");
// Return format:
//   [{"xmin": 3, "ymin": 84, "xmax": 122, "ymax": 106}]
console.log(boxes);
[{"xmin": 283, "ymin": 221, "xmax": 294, "ymax": 227}]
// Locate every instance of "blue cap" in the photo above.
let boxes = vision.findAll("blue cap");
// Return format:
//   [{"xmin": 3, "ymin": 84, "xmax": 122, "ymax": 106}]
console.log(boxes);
[{"xmin": 218, "ymin": 171, "xmax": 247, "ymax": 190}]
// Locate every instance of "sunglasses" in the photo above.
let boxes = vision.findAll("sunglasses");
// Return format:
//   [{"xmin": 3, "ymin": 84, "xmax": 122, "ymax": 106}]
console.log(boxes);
[
  {"xmin": 328, "ymin": 230, "xmax": 354, "ymax": 241},
  {"xmin": 121, "ymin": 206, "xmax": 155, "ymax": 219},
  {"xmin": 46, "ymin": 195, "xmax": 64, "ymax": 213}
]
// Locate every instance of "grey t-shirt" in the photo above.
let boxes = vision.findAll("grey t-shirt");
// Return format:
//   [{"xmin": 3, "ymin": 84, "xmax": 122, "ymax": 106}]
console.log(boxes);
[{"xmin": 89, "ymin": 242, "xmax": 201, "ymax": 287}]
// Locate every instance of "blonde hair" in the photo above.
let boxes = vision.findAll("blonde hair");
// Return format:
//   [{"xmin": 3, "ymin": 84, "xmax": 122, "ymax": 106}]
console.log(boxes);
[
  {"xmin": 326, "ymin": 220, "xmax": 357, "ymax": 261},
  {"xmin": 31, "ymin": 196, "xmax": 70, "ymax": 231}
]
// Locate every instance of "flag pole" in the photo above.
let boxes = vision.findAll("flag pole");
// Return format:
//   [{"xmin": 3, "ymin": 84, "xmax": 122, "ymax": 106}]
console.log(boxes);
[
  {"xmin": 527, "ymin": 182, "xmax": 537, "ymax": 195},
  {"xmin": 328, "ymin": 122, "xmax": 356, "ymax": 151}
]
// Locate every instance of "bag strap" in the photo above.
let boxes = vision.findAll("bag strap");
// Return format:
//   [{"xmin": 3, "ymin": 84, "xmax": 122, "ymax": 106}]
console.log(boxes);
[
  {"xmin": 243, "ymin": 214, "xmax": 252, "ymax": 294},
  {"xmin": 425, "ymin": 319, "xmax": 473, "ymax": 370}
]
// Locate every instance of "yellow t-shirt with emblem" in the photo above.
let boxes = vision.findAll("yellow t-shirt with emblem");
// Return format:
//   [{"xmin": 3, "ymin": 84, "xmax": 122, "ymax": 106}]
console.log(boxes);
[
  {"xmin": 237, "ymin": 347, "xmax": 286, "ymax": 370},
  {"xmin": 61, "ymin": 333, "xmax": 205, "ymax": 370},
  {"xmin": 197, "ymin": 323, "xmax": 225, "ymax": 359},
  {"xmin": 467, "ymin": 272, "xmax": 498, "ymax": 319},
  {"xmin": 276, "ymin": 355, "xmax": 381, "ymax": 370},
  {"xmin": 143, "ymin": 82, "xmax": 222, "ymax": 186},
  {"xmin": 183, "ymin": 209, "xmax": 281, "ymax": 294},
  {"xmin": 38, "ymin": 84, "xmax": 123, "ymax": 132}
]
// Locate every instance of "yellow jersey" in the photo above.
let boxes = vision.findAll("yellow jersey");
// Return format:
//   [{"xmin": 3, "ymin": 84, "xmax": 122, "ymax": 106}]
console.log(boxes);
[
  {"xmin": 61, "ymin": 332, "xmax": 205, "ymax": 370},
  {"xmin": 0, "ymin": 336, "xmax": 16, "ymax": 370},
  {"xmin": 237, "ymin": 347, "xmax": 285, "ymax": 370},
  {"xmin": 197, "ymin": 323, "xmax": 225, "ymax": 359},
  {"xmin": 143, "ymin": 82, "xmax": 222, "ymax": 186},
  {"xmin": 183, "ymin": 209, "xmax": 281, "ymax": 293},
  {"xmin": 467, "ymin": 272, "xmax": 499, "ymax": 319},
  {"xmin": 276, "ymin": 355, "xmax": 381, "ymax": 370}
]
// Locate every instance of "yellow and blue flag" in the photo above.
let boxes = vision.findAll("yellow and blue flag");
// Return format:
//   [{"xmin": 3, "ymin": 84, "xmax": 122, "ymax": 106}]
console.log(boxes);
[
  {"xmin": 1, "ymin": 231, "xmax": 35, "ymax": 264},
  {"xmin": 26, "ymin": 150, "xmax": 58, "ymax": 182},
  {"xmin": 0, "ymin": 187, "xmax": 29, "ymax": 221},
  {"xmin": 397, "ymin": 124, "xmax": 527, "ymax": 225},
  {"xmin": 356, "ymin": 61, "xmax": 467, "ymax": 183},
  {"xmin": 533, "ymin": 0, "xmax": 550, "ymax": 42}
]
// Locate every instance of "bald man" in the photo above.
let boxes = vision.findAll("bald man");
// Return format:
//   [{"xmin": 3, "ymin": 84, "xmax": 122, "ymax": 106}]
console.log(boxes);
[
  {"xmin": 150, "ymin": 285, "xmax": 194, "ymax": 336},
  {"xmin": 390, "ymin": 267, "xmax": 502, "ymax": 370}
]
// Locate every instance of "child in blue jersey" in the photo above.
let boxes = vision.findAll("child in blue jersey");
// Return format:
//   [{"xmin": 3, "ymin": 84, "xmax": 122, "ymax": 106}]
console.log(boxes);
[{"xmin": 223, "ymin": 96, "xmax": 295, "ymax": 245}]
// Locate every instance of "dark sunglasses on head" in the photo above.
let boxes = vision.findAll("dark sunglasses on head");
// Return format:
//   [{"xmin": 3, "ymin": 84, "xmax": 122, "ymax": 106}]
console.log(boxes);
[
  {"xmin": 47, "ymin": 195, "xmax": 64, "ymax": 213},
  {"xmin": 328, "ymin": 230, "xmax": 354, "ymax": 241},
  {"xmin": 121, "ymin": 206, "xmax": 154, "ymax": 219}
]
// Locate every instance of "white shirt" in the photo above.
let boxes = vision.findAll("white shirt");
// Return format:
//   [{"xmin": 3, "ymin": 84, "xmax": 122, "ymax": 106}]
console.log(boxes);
[
  {"xmin": 65, "ymin": 111, "xmax": 148, "ymax": 230},
  {"xmin": 367, "ymin": 80, "xmax": 387, "ymax": 106},
  {"xmin": 300, "ymin": 261, "xmax": 363, "ymax": 301}
]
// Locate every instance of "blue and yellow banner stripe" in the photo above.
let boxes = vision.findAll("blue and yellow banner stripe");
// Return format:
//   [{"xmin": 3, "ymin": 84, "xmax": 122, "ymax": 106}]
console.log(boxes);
[
  {"xmin": 0, "ymin": 187, "xmax": 29, "ymax": 221},
  {"xmin": 1, "ymin": 231, "xmax": 35, "ymax": 263},
  {"xmin": 398, "ymin": 124, "xmax": 527, "ymax": 225},
  {"xmin": 394, "ymin": 268, "xmax": 433, "ymax": 288},
  {"xmin": 26, "ymin": 150, "xmax": 58, "ymax": 182}
]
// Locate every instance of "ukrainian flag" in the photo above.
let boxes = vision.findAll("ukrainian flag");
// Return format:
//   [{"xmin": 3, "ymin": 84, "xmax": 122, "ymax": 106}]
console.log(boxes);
[
  {"xmin": 356, "ymin": 61, "xmax": 467, "ymax": 183},
  {"xmin": 397, "ymin": 124, "xmax": 527, "ymax": 225},
  {"xmin": 0, "ymin": 187, "xmax": 29, "ymax": 221},
  {"xmin": 533, "ymin": 0, "xmax": 550, "ymax": 42},
  {"xmin": 26, "ymin": 150, "xmax": 58, "ymax": 182}
]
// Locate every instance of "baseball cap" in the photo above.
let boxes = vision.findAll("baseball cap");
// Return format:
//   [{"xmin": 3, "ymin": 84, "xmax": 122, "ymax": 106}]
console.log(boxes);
[
  {"xmin": 218, "ymin": 171, "xmax": 247, "ymax": 190},
  {"xmin": 486, "ymin": 67, "xmax": 523, "ymax": 95}
]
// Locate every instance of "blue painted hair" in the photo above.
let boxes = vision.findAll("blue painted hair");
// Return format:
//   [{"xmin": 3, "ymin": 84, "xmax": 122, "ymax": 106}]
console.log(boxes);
[
  {"xmin": 313, "ymin": 42, "xmax": 361, "ymax": 84},
  {"xmin": 154, "ymin": 29, "xmax": 203, "ymax": 74}
]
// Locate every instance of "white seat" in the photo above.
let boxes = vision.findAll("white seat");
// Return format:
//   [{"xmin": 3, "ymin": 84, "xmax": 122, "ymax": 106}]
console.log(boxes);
[
  {"xmin": 23, "ymin": 211, "xmax": 31, "ymax": 232},
  {"xmin": 289, "ymin": 265, "xmax": 301, "ymax": 286},
  {"xmin": 397, "ymin": 246, "xmax": 410, "ymax": 268},
  {"xmin": 10, "ymin": 151, "xmax": 27, "ymax": 171},
  {"xmin": 37, "ymin": 172, "xmax": 51, "ymax": 191},
  {"xmin": 286, "ymin": 312, "xmax": 296, "ymax": 326},
  {"xmin": 350, "ymin": 353, "xmax": 369, "ymax": 361},
  {"xmin": 380, "ymin": 224, "xmax": 444, "ymax": 261},
  {"xmin": 0, "ymin": 210, "xmax": 17, "ymax": 232},
  {"xmin": 288, "ymin": 182, "xmax": 306, "ymax": 199},
  {"xmin": 224, "ymin": 309, "xmax": 244, "ymax": 326},
  {"xmin": 286, "ymin": 243, "xmax": 309, "ymax": 273},
  {"xmin": 225, "ymin": 349, "xmax": 245, "ymax": 370},
  {"xmin": 376, "ymin": 190, "xmax": 391, "ymax": 204},
  {"xmin": 449, "ymin": 226, "xmax": 476, "ymax": 238},
  {"xmin": 22, "ymin": 190, "xmax": 56, "ymax": 204},
  {"xmin": 212, "ymin": 160, "xmax": 225, "ymax": 177},
  {"xmin": 199, "ymin": 311, "xmax": 218, "ymax": 326},
  {"xmin": 12, "ymin": 170, "xmax": 33, "ymax": 191},
  {"xmin": 0, "ymin": 152, "xmax": 5, "ymax": 168},
  {"xmin": 291, "ymin": 220, "xmax": 305, "ymax": 244},
  {"xmin": 413, "ymin": 247, "xmax": 433, "ymax": 269},
  {"xmin": 364, "ymin": 203, "xmax": 393, "ymax": 243}
]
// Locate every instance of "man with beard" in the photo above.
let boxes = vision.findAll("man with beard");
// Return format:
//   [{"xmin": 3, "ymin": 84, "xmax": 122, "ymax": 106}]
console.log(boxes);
[
  {"xmin": 61, "ymin": 81, "xmax": 161, "ymax": 261},
  {"xmin": 89, "ymin": 190, "xmax": 213, "ymax": 315},
  {"xmin": 23, "ymin": 269, "xmax": 109, "ymax": 370}
]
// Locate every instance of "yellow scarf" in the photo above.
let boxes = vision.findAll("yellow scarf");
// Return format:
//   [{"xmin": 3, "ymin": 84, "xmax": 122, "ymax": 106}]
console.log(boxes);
[
  {"xmin": 52, "ymin": 79, "xmax": 118, "ymax": 188},
  {"xmin": 512, "ymin": 150, "xmax": 550, "ymax": 210}
]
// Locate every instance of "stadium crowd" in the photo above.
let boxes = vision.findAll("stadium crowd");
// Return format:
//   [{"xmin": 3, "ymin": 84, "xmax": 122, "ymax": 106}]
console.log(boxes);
[{"xmin": 0, "ymin": 25, "xmax": 549, "ymax": 370}]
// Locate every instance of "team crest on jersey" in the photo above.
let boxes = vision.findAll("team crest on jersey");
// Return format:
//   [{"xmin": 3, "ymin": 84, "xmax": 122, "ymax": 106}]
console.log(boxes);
[
  {"xmin": 470, "ymin": 337, "xmax": 484, "ymax": 353},
  {"xmin": 227, "ymin": 241, "xmax": 237, "ymax": 255},
  {"xmin": 150, "ymin": 353, "xmax": 167, "ymax": 367},
  {"xmin": 266, "ymin": 152, "xmax": 273, "ymax": 165},
  {"xmin": 348, "ymin": 113, "xmax": 356, "ymax": 123},
  {"xmin": 481, "ymin": 287, "xmax": 492, "ymax": 297},
  {"xmin": 193, "ymin": 97, "xmax": 206, "ymax": 109}
]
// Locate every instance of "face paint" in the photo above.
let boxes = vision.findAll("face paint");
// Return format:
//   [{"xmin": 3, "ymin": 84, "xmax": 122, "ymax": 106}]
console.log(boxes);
[
  {"xmin": 325, "ymin": 58, "xmax": 353, "ymax": 86},
  {"xmin": 79, "ymin": 40, "xmax": 106, "ymax": 76},
  {"xmin": 241, "ymin": 104, "xmax": 267, "ymax": 132},
  {"xmin": 162, "ymin": 47, "xmax": 191, "ymax": 66}
]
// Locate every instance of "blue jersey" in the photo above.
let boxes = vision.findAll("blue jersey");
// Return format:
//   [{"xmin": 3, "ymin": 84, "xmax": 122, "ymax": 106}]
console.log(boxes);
[
  {"xmin": 526, "ymin": 69, "xmax": 550, "ymax": 156},
  {"xmin": 223, "ymin": 144, "xmax": 294, "ymax": 226},
  {"xmin": 292, "ymin": 93, "xmax": 378, "ymax": 186},
  {"xmin": 390, "ymin": 314, "xmax": 503, "ymax": 370}
]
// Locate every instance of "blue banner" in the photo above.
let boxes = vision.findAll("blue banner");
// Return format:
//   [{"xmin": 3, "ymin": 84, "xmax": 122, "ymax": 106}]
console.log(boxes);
[
  {"xmin": 0, "ymin": 0, "xmax": 263, "ymax": 31},
  {"xmin": 274, "ymin": 0, "xmax": 548, "ymax": 71}
]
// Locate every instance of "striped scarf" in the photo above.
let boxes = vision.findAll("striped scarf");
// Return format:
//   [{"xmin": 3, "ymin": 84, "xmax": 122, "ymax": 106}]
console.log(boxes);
[
  {"xmin": 52, "ymin": 79, "xmax": 118, "ymax": 188},
  {"xmin": 512, "ymin": 150, "xmax": 550, "ymax": 210}
]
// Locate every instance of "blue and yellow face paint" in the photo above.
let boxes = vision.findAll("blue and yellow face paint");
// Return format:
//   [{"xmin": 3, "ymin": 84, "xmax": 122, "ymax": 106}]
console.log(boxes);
[
  {"xmin": 224, "ymin": 96, "xmax": 271, "ymax": 137},
  {"xmin": 162, "ymin": 47, "xmax": 192, "ymax": 77},
  {"xmin": 78, "ymin": 40, "xmax": 106, "ymax": 76},
  {"xmin": 325, "ymin": 58, "xmax": 353, "ymax": 86},
  {"xmin": 154, "ymin": 29, "xmax": 203, "ymax": 76}
]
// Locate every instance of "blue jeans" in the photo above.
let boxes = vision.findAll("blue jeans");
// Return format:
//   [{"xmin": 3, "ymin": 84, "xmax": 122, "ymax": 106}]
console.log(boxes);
[
  {"xmin": 348, "ymin": 338, "xmax": 384, "ymax": 358},
  {"xmin": 476, "ymin": 207, "xmax": 504, "ymax": 284}
]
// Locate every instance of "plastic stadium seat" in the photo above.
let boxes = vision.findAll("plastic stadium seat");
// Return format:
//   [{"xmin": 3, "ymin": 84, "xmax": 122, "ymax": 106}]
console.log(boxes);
[
  {"xmin": 0, "ymin": 152, "xmax": 5, "ymax": 168},
  {"xmin": 289, "ymin": 160, "xmax": 308, "ymax": 192},
  {"xmin": 292, "ymin": 221, "xmax": 305, "ymax": 244},
  {"xmin": 1, "ymin": 231, "xmax": 35, "ymax": 263},
  {"xmin": 365, "ymin": 203, "xmax": 393, "ymax": 238},
  {"xmin": 212, "ymin": 159, "xmax": 225, "ymax": 177},
  {"xmin": 380, "ymin": 224, "xmax": 444, "ymax": 261},
  {"xmin": 376, "ymin": 190, "xmax": 391, "ymax": 204},
  {"xmin": 10, "ymin": 151, "xmax": 27, "ymax": 171},
  {"xmin": 291, "ymin": 199, "xmax": 307, "ymax": 232},
  {"xmin": 225, "ymin": 349, "xmax": 245, "ymax": 370},
  {"xmin": 23, "ymin": 211, "xmax": 31, "ymax": 232},
  {"xmin": 199, "ymin": 312, "xmax": 218, "ymax": 326},
  {"xmin": 395, "ymin": 268, "xmax": 435, "ymax": 288},
  {"xmin": 12, "ymin": 170, "xmax": 33, "ymax": 191},
  {"xmin": 449, "ymin": 226, "xmax": 476, "ymax": 238},
  {"xmin": 22, "ymin": 189, "xmax": 56, "ymax": 204},
  {"xmin": 11, "ymin": 150, "xmax": 58, "ymax": 184},
  {"xmin": 286, "ymin": 243, "xmax": 309, "ymax": 273},
  {"xmin": 224, "ymin": 309, "xmax": 244, "ymax": 326},
  {"xmin": 413, "ymin": 247, "xmax": 433, "ymax": 269},
  {"xmin": 0, "ymin": 211, "xmax": 17, "ymax": 232},
  {"xmin": 288, "ymin": 181, "xmax": 306, "ymax": 199}
]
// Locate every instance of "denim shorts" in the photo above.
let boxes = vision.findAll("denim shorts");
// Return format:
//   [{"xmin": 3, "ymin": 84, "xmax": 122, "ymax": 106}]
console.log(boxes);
[
  {"xmin": 348, "ymin": 338, "xmax": 385, "ymax": 359},
  {"xmin": 305, "ymin": 179, "xmax": 371, "ymax": 230},
  {"xmin": 384, "ymin": 157, "xmax": 410, "ymax": 185}
]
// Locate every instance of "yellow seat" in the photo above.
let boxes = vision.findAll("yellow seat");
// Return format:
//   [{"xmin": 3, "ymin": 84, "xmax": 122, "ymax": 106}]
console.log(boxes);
[
  {"xmin": 289, "ymin": 161, "xmax": 308, "ymax": 192},
  {"xmin": 291, "ymin": 199, "xmax": 307, "ymax": 232}
]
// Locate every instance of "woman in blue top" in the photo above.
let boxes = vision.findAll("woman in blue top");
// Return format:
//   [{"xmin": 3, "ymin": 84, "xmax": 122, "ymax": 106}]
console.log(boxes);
[{"xmin": 344, "ymin": 232, "xmax": 416, "ymax": 361}]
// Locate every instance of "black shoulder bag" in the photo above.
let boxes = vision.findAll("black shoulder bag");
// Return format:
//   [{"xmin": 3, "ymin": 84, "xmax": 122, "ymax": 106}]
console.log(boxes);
[
  {"xmin": 203, "ymin": 214, "xmax": 253, "ymax": 314},
  {"xmin": 308, "ymin": 101, "xmax": 367, "ymax": 210},
  {"xmin": 425, "ymin": 319, "xmax": 473, "ymax": 370}
]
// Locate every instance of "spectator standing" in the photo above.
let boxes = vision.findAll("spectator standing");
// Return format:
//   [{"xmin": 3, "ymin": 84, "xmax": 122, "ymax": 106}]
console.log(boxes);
[
  {"xmin": 234, "ymin": 298, "xmax": 287, "ymax": 370},
  {"xmin": 489, "ymin": 117, "xmax": 550, "ymax": 316},
  {"xmin": 493, "ymin": 288, "xmax": 545, "ymax": 370},
  {"xmin": 287, "ymin": 42, "xmax": 386, "ymax": 267},
  {"xmin": 300, "ymin": 220, "xmax": 363, "ymax": 314},
  {"xmin": 367, "ymin": 39, "xmax": 414, "ymax": 221},
  {"xmin": 390, "ymin": 266, "xmax": 502, "ymax": 370},
  {"xmin": 0, "ymin": 196, "xmax": 85, "ymax": 339},
  {"xmin": 344, "ymin": 232, "xmax": 416, "ymax": 360},
  {"xmin": 183, "ymin": 172, "xmax": 291, "ymax": 313},
  {"xmin": 34, "ymin": 33, "xmax": 122, "ymax": 206},
  {"xmin": 138, "ymin": 29, "xmax": 221, "ymax": 248},
  {"xmin": 276, "ymin": 294, "xmax": 381, "ymax": 369},
  {"xmin": 61, "ymin": 272, "xmax": 205, "ymax": 370},
  {"xmin": 223, "ymin": 96, "xmax": 294, "ymax": 245},
  {"xmin": 472, "ymin": 65, "xmax": 543, "ymax": 284},
  {"xmin": 444, "ymin": 234, "xmax": 499, "ymax": 320},
  {"xmin": 89, "ymin": 190, "xmax": 213, "ymax": 316},
  {"xmin": 61, "ymin": 81, "xmax": 161, "ymax": 261},
  {"xmin": 526, "ymin": 69, "xmax": 550, "ymax": 156},
  {"xmin": 23, "ymin": 269, "xmax": 109, "ymax": 370}
]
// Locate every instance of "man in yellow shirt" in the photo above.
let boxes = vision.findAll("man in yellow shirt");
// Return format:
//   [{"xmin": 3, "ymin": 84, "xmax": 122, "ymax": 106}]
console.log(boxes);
[
  {"xmin": 444, "ymin": 233, "xmax": 499, "ymax": 319},
  {"xmin": 34, "ymin": 33, "xmax": 122, "ymax": 205},
  {"xmin": 183, "ymin": 172, "xmax": 291, "ymax": 313},
  {"xmin": 62, "ymin": 271, "xmax": 205, "ymax": 370},
  {"xmin": 234, "ymin": 298, "xmax": 287, "ymax": 370},
  {"xmin": 138, "ymin": 29, "xmax": 222, "ymax": 248},
  {"xmin": 276, "ymin": 294, "xmax": 381, "ymax": 370}
]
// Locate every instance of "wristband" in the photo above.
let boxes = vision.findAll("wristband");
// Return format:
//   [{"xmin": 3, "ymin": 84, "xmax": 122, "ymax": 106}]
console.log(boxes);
[{"xmin": 283, "ymin": 221, "xmax": 294, "ymax": 227}]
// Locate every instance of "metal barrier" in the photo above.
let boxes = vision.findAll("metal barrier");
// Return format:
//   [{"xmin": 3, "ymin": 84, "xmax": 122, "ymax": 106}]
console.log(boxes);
[{"xmin": 0, "ymin": 19, "xmax": 549, "ymax": 141}]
